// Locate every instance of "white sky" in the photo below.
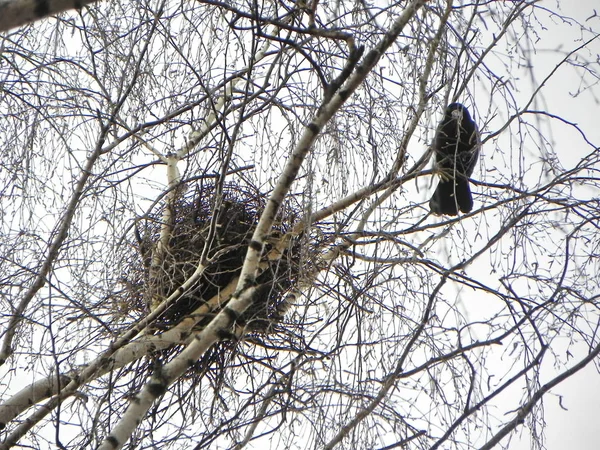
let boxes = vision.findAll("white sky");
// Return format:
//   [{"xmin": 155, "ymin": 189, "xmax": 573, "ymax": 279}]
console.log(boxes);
[{"xmin": 506, "ymin": 1, "xmax": 600, "ymax": 448}]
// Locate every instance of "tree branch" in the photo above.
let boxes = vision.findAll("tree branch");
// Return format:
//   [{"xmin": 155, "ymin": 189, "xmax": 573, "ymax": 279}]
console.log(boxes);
[
  {"xmin": 96, "ymin": 1, "xmax": 428, "ymax": 448},
  {"xmin": 0, "ymin": 0, "xmax": 99, "ymax": 32}
]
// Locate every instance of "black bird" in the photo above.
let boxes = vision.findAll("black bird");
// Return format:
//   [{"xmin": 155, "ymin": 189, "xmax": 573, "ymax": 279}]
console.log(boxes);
[{"xmin": 429, "ymin": 103, "xmax": 480, "ymax": 216}]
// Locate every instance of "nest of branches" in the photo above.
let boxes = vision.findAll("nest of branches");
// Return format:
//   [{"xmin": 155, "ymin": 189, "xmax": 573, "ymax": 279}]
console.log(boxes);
[
  {"xmin": 126, "ymin": 179, "xmax": 304, "ymax": 335},
  {"xmin": 109, "ymin": 177, "xmax": 314, "ymax": 399},
  {"xmin": 115, "ymin": 180, "xmax": 306, "ymax": 340}
]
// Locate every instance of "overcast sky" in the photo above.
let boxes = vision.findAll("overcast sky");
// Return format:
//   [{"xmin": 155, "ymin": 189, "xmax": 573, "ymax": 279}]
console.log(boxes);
[{"xmin": 507, "ymin": 2, "xmax": 600, "ymax": 448}]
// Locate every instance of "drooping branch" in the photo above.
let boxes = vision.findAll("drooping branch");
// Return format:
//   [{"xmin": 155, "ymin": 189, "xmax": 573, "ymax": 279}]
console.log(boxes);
[
  {"xmin": 0, "ymin": 2, "xmax": 159, "ymax": 366},
  {"xmin": 323, "ymin": 275, "xmax": 448, "ymax": 450},
  {"xmin": 0, "ymin": 277, "xmax": 238, "ymax": 433},
  {"xmin": 236, "ymin": 0, "xmax": 429, "ymax": 294},
  {"xmin": 178, "ymin": 23, "xmax": 284, "ymax": 159},
  {"xmin": 261, "ymin": 0, "xmax": 454, "ymax": 298},
  {"xmin": 0, "ymin": 144, "xmax": 103, "ymax": 365},
  {"xmin": 479, "ymin": 340, "xmax": 600, "ymax": 450}
]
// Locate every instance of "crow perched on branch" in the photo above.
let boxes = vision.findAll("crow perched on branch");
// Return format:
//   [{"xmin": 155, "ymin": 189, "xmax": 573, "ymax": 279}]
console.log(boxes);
[{"xmin": 429, "ymin": 103, "xmax": 480, "ymax": 216}]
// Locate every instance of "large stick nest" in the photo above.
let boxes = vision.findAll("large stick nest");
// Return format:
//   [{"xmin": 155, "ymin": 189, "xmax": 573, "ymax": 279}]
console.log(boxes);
[
  {"xmin": 124, "ymin": 179, "xmax": 304, "ymax": 336},
  {"xmin": 109, "ymin": 179, "xmax": 318, "ymax": 405}
]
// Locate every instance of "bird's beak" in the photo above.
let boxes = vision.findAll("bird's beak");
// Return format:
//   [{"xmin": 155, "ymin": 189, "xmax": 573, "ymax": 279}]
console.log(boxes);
[{"xmin": 451, "ymin": 110, "xmax": 463, "ymax": 120}]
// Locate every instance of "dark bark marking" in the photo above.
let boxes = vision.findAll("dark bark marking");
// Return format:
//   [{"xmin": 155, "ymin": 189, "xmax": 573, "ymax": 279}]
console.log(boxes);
[
  {"xmin": 249, "ymin": 239, "xmax": 263, "ymax": 252},
  {"xmin": 216, "ymin": 328, "xmax": 236, "ymax": 340},
  {"xmin": 338, "ymin": 89, "xmax": 351, "ymax": 102},
  {"xmin": 34, "ymin": 0, "xmax": 50, "ymax": 17},
  {"xmin": 223, "ymin": 306, "xmax": 240, "ymax": 323},
  {"xmin": 308, "ymin": 122, "xmax": 320, "ymax": 134},
  {"xmin": 148, "ymin": 382, "xmax": 167, "ymax": 398},
  {"xmin": 105, "ymin": 436, "xmax": 120, "ymax": 448}
]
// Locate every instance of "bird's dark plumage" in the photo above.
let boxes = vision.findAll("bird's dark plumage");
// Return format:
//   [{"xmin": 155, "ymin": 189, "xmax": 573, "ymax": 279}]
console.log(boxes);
[{"xmin": 429, "ymin": 103, "xmax": 480, "ymax": 216}]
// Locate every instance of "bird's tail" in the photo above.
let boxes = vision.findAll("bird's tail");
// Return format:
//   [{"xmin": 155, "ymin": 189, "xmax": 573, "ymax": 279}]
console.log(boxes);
[{"xmin": 429, "ymin": 178, "xmax": 473, "ymax": 216}]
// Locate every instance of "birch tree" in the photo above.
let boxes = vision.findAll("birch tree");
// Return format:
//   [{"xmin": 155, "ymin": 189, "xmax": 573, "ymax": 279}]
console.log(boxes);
[{"xmin": 1, "ymin": 0, "xmax": 599, "ymax": 449}]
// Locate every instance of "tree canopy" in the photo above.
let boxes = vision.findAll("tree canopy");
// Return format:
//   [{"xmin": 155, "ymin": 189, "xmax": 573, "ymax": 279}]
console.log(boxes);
[{"xmin": 0, "ymin": 0, "xmax": 599, "ymax": 449}]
